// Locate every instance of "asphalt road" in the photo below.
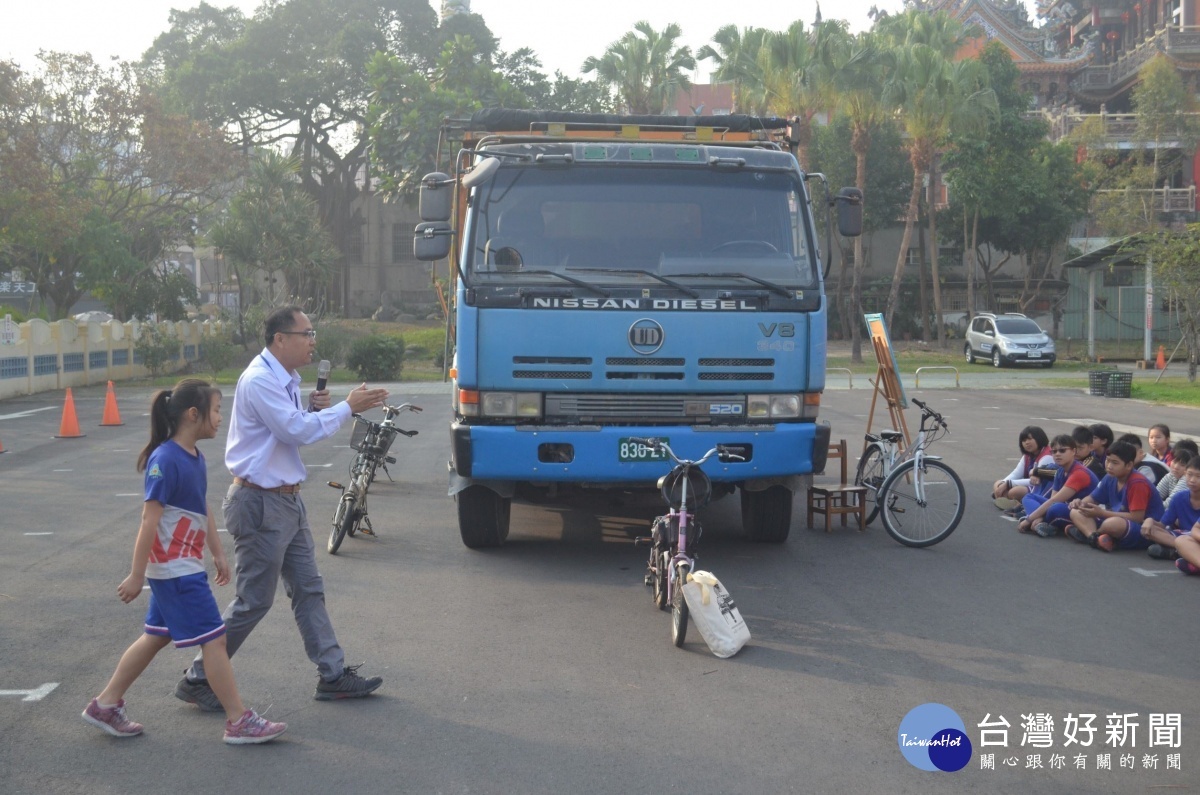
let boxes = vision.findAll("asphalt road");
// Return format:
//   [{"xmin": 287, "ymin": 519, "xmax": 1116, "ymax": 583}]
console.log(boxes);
[{"xmin": 1, "ymin": 378, "xmax": 1198, "ymax": 794}]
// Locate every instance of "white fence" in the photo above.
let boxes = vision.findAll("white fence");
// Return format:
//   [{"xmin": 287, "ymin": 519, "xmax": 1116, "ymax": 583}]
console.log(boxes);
[{"xmin": 0, "ymin": 316, "xmax": 227, "ymax": 401}]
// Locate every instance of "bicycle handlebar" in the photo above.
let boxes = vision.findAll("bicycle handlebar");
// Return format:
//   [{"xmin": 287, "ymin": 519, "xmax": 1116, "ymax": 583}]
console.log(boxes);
[{"xmin": 911, "ymin": 398, "xmax": 949, "ymax": 431}]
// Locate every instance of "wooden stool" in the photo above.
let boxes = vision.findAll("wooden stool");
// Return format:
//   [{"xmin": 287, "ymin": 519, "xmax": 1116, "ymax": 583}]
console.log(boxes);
[{"xmin": 807, "ymin": 439, "xmax": 869, "ymax": 532}]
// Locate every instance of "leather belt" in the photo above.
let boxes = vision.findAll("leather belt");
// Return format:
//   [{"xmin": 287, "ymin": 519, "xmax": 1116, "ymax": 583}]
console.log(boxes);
[{"xmin": 233, "ymin": 476, "xmax": 301, "ymax": 494}]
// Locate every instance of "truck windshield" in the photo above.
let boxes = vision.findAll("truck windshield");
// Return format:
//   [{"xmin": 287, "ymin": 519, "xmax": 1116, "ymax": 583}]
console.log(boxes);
[{"xmin": 467, "ymin": 166, "xmax": 816, "ymax": 289}]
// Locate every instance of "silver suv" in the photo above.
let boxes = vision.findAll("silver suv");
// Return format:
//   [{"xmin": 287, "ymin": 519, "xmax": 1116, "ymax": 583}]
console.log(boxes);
[{"xmin": 964, "ymin": 312, "xmax": 1056, "ymax": 368}]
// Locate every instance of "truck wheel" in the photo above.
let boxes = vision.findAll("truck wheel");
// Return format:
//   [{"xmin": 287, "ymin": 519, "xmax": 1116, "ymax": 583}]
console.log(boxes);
[
  {"xmin": 457, "ymin": 485, "xmax": 511, "ymax": 548},
  {"xmin": 740, "ymin": 486, "xmax": 793, "ymax": 543}
]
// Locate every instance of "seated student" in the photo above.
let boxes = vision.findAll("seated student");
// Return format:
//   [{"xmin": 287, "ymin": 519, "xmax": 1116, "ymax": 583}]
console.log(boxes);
[
  {"xmin": 1141, "ymin": 454, "xmax": 1200, "ymax": 560},
  {"xmin": 1115, "ymin": 432, "xmax": 1170, "ymax": 486},
  {"xmin": 1173, "ymin": 524, "xmax": 1200, "ymax": 575},
  {"xmin": 1017, "ymin": 434, "xmax": 1099, "ymax": 538},
  {"xmin": 1148, "ymin": 423, "xmax": 1174, "ymax": 466},
  {"xmin": 1073, "ymin": 425, "xmax": 1105, "ymax": 479},
  {"xmin": 1067, "ymin": 440, "xmax": 1165, "ymax": 552},
  {"xmin": 993, "ymin": 426, "xmax": 1051, "ymax": 507},
  {"xmin": 1157, "ymin": 448, "xmax": 1193, "ymax": 502},
  {"xmin": 1173, "ymin": 438, "xmax": 1199, "ymax": 461},
  {"xmin": 1088, "ymin": 422, "xmax": 1112, "ymax": 473}
]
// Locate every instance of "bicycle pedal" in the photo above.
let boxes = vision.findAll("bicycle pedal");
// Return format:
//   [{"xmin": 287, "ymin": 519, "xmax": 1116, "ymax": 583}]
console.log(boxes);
[{"xmin": 360, "ymin": 526, "xmax": 376, "ymax": 536}]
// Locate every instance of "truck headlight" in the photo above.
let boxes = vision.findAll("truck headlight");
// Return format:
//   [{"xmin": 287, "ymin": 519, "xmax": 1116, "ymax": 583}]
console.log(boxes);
[
  {"xmin": 481, "ymin": 392, "xmax": 543, "ymax": 418},
  {"xmin": 747, "ymin": 394, "xmax": 813, "ymax": 419}
]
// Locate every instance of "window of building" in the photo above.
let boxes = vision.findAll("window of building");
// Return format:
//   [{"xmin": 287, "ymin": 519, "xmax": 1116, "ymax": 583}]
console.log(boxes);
[{"xmin": 392, "ymin": 224, "xmax": 409, "ymax": 264}]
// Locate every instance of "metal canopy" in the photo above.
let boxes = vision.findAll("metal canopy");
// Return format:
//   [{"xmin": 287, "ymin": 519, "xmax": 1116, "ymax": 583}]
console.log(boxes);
[{"xmin": 1060, "ymin": 235, "xmax": 1143, "ymax": 271}]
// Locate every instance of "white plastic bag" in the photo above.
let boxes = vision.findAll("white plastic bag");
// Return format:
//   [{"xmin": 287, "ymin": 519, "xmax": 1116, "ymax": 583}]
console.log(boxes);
[{"xmin": 682, "ymin": 570, "xmax": 750, "ymax": 658}]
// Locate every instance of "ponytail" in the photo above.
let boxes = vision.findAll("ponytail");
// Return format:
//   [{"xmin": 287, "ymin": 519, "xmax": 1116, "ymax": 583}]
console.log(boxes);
[{"xmin": 137, "ymin": 378, "xmax": 221, "ymax": 472}]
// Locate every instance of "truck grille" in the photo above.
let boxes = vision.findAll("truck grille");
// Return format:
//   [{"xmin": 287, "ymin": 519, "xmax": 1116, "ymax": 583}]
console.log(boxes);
[
  {"xmin": 544, "ymin": 393, "xmax": 745, "ymax": 419},
  {"xmin": 511, "ymin": 355, "xmax": 775, "ymax": 383}
]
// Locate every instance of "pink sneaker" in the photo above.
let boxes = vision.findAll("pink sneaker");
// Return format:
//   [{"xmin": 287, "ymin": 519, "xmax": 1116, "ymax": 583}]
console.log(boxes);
[
  {"xmin": 81, "ymin": 698, "xmax": 143, "ymax": 737},
  {"xmin": 1176, "ymin": 559, "xmax": 1200, "ymax": 576},
  {"xmin": 223, "ymin": 709, "xmax": 287, "ymax": 745}
]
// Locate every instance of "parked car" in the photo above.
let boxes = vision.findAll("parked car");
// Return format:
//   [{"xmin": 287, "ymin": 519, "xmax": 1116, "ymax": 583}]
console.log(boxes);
[
  {"xmin": 964, "ymin": 312, "xmax": 1056, "ymax": 368},
  {"xmin": 73, "ymin": 311, "xmax": 114, "ymax": 324}
]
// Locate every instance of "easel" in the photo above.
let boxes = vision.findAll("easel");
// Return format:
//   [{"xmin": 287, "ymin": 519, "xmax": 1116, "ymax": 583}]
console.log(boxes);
[{"xmin": 863, "ymin": 313, "xmax": 911, "ymax": 451}]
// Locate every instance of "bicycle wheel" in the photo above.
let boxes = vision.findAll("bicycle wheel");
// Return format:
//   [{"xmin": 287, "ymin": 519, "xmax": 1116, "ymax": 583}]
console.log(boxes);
[
  {"xmin": 671, "ymin": 563, "xmax": 690, "ymax": 647},
  {"xmin": 854, "ymin": 442, "xmax": 886, "ymax": 526},
  {"xmin": 328, "ymin": 493, "xmax": 357, "ymax": 554},
  {"xmin": 878, "ymin": 458, "xmax": 965, "ymax": 547},
  {"xmin": 653, "ymin": 549, "xmax": 669, "ymax": 610}
]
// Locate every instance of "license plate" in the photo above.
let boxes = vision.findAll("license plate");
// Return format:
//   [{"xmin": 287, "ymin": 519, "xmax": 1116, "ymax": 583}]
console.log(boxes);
[
  {"xmin": 619, "ymin": 438, "xmax": 669, "ymax": 462},
  {"xmin": 1028, "ymin": 350, "xmax": 1042, "ymax": 358}
]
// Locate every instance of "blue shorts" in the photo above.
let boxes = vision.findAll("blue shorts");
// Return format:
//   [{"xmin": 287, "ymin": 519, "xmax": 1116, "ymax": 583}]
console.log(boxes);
[
  {"xmin": 144, "ymin": 572, "xmax": 226, "ymax": 648},
  {"xmin": 1115, "ymin": 519, "xmax": 1151, "ymax": 550}
]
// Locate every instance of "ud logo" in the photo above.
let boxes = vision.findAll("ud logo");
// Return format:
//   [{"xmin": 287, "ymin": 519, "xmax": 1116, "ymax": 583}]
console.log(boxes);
[{"xmin": 628, "ymin": 318, "xmax": 664, "ymax": 355}]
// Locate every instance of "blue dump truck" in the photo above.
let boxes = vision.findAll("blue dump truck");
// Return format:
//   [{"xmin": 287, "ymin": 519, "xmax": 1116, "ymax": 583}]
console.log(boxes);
[{"xmin": 415, "ymin": 109, "xmax": 861, "ymax": 548}]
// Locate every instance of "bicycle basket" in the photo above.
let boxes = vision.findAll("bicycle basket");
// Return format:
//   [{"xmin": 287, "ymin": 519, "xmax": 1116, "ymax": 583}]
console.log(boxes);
[
  {"xmin": 349, "ymin": 416, "xmax": 374, "ymax": 452},
  {"xmin": 659, "ymin": 466, "xmax": 712, "ymax": 511}
]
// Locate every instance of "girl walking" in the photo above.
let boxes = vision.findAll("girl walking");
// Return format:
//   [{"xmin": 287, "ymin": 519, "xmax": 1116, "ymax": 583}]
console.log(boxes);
[{"xmin": 82, "ymin": 378, "xmax": 286, "ymax": 744}]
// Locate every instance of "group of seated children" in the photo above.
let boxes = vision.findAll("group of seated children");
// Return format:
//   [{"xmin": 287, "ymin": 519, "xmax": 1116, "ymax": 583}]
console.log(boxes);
[{"xmin": 992, "ymin": 423, "xmax": 1200, "ymax": 575}]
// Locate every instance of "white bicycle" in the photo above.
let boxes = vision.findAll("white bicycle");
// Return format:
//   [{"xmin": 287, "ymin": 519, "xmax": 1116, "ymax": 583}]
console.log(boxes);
[{"xmin": 853, "ymin": 398, "xmax": 964, "ymax": 547}]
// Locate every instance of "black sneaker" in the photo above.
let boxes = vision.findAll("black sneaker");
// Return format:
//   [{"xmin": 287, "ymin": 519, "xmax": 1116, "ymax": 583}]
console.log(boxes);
[
  {"xmin": 314, "ymin": 664, "xmax": 382, "ymax": 701},
  {"xmin": 174, "ymin": 675, "xmax": 223, "ymax": 712},
  {"xmin": 1035, "ymin": 522, "xmax": 1062, "ymax": 538},
  {"xmin": 1148, "ymin": 544, "xmax": 1180, "ymax": 560}
]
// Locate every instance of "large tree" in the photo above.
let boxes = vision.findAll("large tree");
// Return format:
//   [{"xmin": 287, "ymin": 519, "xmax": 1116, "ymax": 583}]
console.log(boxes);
[
  {"xmin": 942, "ymin": 43, "xmax": 1090, "ymax": 322},
  {"xmin": 753, "ymin": 19, "xmax": 849, "ymax": 170},
  {"xmin": 0, "ymin": 53, "xmax": 235, "ymax": 319},
  {"xmin": 1140, "ymin": 226, "xmax": 1200, "ymax": 381},
  {"xmin": 209, "ymin": 150, "xmax": 338, "ymax": 339},
  {"xmin": 696, "ymin": 25, "xmax": 770, "ymax": 114},
  {"xmin": 879, "ymin": 11, "xmax": 997, "ymax": 339},
  {"xmin": 142, "ymin": 0, "xmax": 442, "ymax": 311},
  {"xmin": 581, "ymin": 21, "xmax": 696, "ymax": 115}
]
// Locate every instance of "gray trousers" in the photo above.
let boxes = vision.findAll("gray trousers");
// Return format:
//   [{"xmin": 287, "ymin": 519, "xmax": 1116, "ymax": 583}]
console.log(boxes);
[{"xmin": 188, "ymin": 483, "xmax": 344, "ymax": 682}]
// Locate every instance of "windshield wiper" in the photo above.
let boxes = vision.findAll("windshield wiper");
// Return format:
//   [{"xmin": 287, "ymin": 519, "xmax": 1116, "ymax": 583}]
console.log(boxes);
[
  {"xmin": 668, "ymin": 272, "xmax": 795, "ymax": 298},
  {"xmin": 513, "ymin": 270, "xmax": 611, "ymax": 297},
  {"xmin": 565, "ymin": 268, "xmax": 700, "ymax": 298}
]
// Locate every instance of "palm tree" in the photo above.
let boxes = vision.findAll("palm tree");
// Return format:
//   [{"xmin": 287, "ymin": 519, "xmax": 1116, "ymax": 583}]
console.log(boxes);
[
  {"xmin": 696, "ymin": 25, "xmax": 769, "ymax": 114},
  {"xmin": 753, "ymin": 19, "xmax": 848, "ymax": 170},
  {"xmin": 880, "ymin": 13, "xmax": 997, "ymax": 342},
  {"xmin": 834, "ymin": 31, "xmax": 892, "ymax": 362},
  {"xmin": 581, "ymin": 21, "xmax": 696, "ymax": 114}
]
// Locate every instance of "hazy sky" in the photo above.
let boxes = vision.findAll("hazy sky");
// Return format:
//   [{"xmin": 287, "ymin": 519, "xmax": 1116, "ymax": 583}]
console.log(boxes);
[{"xmin": 2, "ymin": 1, "xmax": 1043, "ymax": 79}]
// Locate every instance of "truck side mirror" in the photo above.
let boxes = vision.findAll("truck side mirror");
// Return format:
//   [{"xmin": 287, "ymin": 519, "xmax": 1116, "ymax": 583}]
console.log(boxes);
[
  {"xmin": 419, "ymin": 172, "xmax": 453, "ymax": 222},
  {"xmin": 414, "ymin": 221, "xmax": 452, "ymax": 261},
  {"xmin": 836, "ymin": 187, "xmax": 863, "ymax": 238}
]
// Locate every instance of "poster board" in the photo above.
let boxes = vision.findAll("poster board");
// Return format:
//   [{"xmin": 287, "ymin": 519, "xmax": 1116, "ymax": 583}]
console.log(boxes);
[
  {"xmin": 862, "ymin": 312, "xmax": 911, "ymax": 447},
  {"xmin": 864, "ymin": 313, "xmax": 907, "ymax": 409}
]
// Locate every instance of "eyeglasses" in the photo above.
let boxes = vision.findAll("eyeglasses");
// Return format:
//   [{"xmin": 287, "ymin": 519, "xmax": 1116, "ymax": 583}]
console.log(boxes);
[
  {"xmin": 279, "ymin": 329, "xmax": 317, "ymax": 339},
  {"xmin": 1051, "ymin": 448, "xmax": 1073, "ymax": 454}
]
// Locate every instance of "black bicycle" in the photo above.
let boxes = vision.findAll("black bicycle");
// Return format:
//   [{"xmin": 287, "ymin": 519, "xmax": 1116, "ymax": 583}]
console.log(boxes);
[{"xmin": 326, "ymin": 402, "xmax": 421, "ymax": 554}]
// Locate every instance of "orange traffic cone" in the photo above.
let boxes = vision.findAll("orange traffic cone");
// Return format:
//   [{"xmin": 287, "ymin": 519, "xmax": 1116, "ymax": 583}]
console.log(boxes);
[
  {"xmin": 0, "ymin": 433, "xmax": 6, "ymax": 454},
  {"xmin": 1156, "ymin": 345, "xmax": 1166, "ymax": 371},
  {"xmin": 55, "ymin": 388, "xmax": 86, "ymax": 439},
  {"xmin": 100, "ymin": 381, "xmax": 124, "ymax": 426}
]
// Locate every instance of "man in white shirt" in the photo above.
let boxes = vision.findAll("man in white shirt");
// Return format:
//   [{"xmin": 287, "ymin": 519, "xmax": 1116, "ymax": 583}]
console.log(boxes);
[{"xmin": 176, "ymin": 305, "xmax": 389, "ymax": 708}]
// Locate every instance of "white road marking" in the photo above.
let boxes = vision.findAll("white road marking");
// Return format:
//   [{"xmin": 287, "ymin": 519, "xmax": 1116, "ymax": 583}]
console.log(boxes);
[
  {"xmin": 24, "ymin": 532, "xmax": 53, "ymax": 536},
  {"xmin": 1055, "ymin": 418, "xmax": 1197, "ymax": 443},
  {"xmin": 307, "ymin": 463, "xmax": 333, "ymax": 468},
  {"xmin": 0, "ymin": 407, "xmax": 57, "ymax": 421},
  {"xmin": 115, "ymin": 493, "xmax": 139, "ymax": 497},
  {"xmin": 52, "ymin": 469, "xmax": 72, "ymax": 473},
  {"xmin": 1131, "ymin": 567, "xmax": 1172, "ymax": 577},
  {"xmin": 986, "ymin": 428, "xmax": 1001, "ymax": 430},
  {"xmin": 0, "ymin": 683, "xmax": 59, "ymax": 701}
]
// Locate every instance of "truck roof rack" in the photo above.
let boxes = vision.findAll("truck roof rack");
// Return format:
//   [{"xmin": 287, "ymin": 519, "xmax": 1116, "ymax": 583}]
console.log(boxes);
[{"xmin": 468, "ymin": 108, "xmax": 788, "ymax": 135}]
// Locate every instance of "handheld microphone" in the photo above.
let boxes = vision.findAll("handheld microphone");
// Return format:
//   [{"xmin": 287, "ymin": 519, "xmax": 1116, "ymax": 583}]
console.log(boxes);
[{"xmin": 316, "ymin": 359, "xmax": 331, "ymax": 392}]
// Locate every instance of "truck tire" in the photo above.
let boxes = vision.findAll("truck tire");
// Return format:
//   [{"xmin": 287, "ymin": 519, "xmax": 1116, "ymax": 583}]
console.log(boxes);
[
  {"xmin": 740, "ymin": 486, "xmax": 793, "ymax": 543},
  {"xmin": 457, "ymin": 485, "xmax": 511, "ymax": 548}
]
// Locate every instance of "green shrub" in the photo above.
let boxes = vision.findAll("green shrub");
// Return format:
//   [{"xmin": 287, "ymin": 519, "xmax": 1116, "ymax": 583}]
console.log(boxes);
[
  {"xmin": 135, "ymin": 325, "xmax": 181, "ymax": 378},
  {"xmin": 200, "ymin": 333, "xmax": 239, "ymax": 375},
  {"xmin": 314, "ymin": 322, "xmax": 355, "ymax": 367},
  {"xmin": 347, "ymin": 334, "xmax": 405, "ymax": 381},
  {"xmin": 0, "ymin": 305, "xmax": 28, "ymax": 323}
]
